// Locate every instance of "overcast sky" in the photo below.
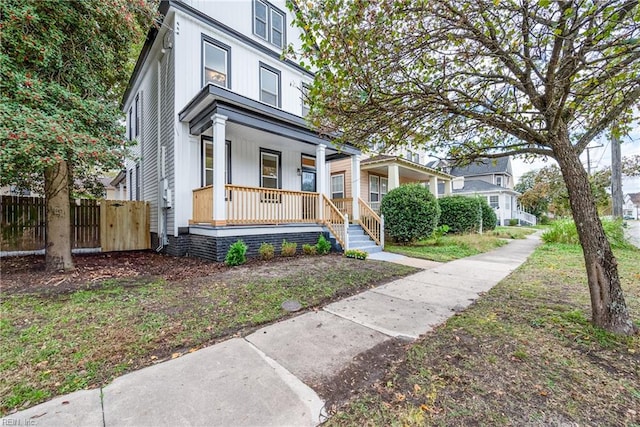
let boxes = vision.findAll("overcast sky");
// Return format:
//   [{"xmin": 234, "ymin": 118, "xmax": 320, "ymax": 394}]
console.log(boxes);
[{"xmin": 512, "ymin": 126, "xmax": 640, "ymax": 194}]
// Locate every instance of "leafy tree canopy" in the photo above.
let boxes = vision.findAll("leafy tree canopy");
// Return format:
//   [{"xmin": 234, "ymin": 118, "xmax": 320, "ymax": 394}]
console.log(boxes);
[{"xmin": 0, "ymin": 0, "xmax": 156, "ymax": 194}]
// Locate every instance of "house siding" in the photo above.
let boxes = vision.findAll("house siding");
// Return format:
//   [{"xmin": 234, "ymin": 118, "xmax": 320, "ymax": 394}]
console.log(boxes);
[
  {"xmin": 161, "ymin": 25, "xmax": 176, "ymax": 236},
  {"xmin": 142, "ymin": 62, "xmax": 159, "ymax": 234}
]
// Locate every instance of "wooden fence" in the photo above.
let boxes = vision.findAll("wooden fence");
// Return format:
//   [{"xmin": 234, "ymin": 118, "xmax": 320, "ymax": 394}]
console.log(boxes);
[{"xmin": 1, "ymin": 196, "xmax": 149, "ymax": 253}]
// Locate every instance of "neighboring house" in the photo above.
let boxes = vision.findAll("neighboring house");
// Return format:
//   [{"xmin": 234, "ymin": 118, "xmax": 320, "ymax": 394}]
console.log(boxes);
[
  {"xmin": 446, "ymin": 157, "xmax": 536, "ymax": 226},
  {"xmin": 328, "ymin": 147, "xmax": 455, "ymax": 217},
  {"xmin": 109, "ymin": 171, "xmax": 128, "ymax": 201},
  {"xmin": 624, "ymin": 193, "xmax": 640, "ymax": 219},
  {"xmin": 120, "ymin": 0, "xmax": 364, "ymax": 260}
]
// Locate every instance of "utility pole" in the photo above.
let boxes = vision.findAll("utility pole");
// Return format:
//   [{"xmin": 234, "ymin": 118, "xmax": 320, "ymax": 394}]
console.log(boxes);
[
  {"xmin": 585, "ymin": 144, "xmax": 603, "ymax": 176},
  {"xmin": 611, "ymin": 130, "xmax": 623, "ymax": 219}
]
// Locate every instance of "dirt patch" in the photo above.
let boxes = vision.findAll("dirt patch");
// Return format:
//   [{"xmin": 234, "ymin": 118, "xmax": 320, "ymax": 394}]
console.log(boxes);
[{"xmin": 313, "ymin": 338, "xmax": 413, "ymax": 416}]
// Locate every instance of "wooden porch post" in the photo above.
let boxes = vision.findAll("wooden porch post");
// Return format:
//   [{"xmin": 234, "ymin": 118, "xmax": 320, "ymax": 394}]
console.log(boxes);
[
  {"xmin": 212, "ymin": 113, "xmax": 228, "ymax": 226},
  {"xmin": 316, "ymin": 144, "xmax": 326, "ymax": 221},
  {"xmin": 429, "ymin": 176, "xmax": 439, "ymax": 197},
  {"xmin": 351, "ymin": 154, "xmax": 360, "ymax": 221},
  {"xmin": 443, "ymin": 178, "xmax": 452, "ymax": 196},
  {"xmin": 388, "ymin": 164, "xmax": 400, "ymax": 191}
]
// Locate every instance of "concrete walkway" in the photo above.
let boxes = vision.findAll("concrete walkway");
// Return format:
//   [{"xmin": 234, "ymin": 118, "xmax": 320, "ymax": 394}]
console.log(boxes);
[{"xmin": 2, "ymin": 234, "xmax": 541, "ymax": 427}]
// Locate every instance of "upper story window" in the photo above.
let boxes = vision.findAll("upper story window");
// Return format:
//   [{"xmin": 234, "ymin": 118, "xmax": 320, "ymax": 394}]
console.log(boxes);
[
  {"xmin": 128, "ymin": 107, "xmax": 133, "ymax": 140},
  {"xmin": 254, "ymin": 0, "xmax": 286, "ymax": 49},
  {"xmin": 203, "ymin": 36, "xmax": 231, "ymax": 88},
  {"xmin": 134, "ymin": 94, "xmax": 140, "ymax": 137},
  {"xmin": 496, "ymin": 176, "xmax": 503, "ymax": 187},
  {"xmin": 301, "ymin": 83, "xmax": 310, "ymax": 117},
  {"xmin": 260, "ymin": 63, "xmax": 281, "ymax": 107}
]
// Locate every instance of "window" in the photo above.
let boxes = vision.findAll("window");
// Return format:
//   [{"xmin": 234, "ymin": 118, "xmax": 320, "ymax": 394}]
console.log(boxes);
[
  {"xmin": 129, "ymin": 169, "xmax": 134, "ymax": 200},
  {"xmin": 135, "ymin": 94, "xmax": 140, "ymax": 137},
  {"xmin": 413, "ymin": 153, "xmax": 420, "ymax": 163},
  {"xmin": 331, "ymin": 174, "xmax": 345, "ymax": 199},
  {"xmin": 260, "ymin": 64, "xmax": 280, "ymax": 107},
  {"xmin": 369, "ymin": 175, "xmax": 380, "ymax": 202},
  {"xmin": 128, "ymin": 107, "xmax": 133, "ymax": 140},
  {"xmin": 505, "ymin": 195, "xmax": 511, "ymax": 211},
  {"xmin": 202, "ymin": 137, "xmax": 231, "ymax": 187},
  {"xmin": 488, "ymin": 195, "xmax": 499, "ymax": 209},
  {"xmin": 135, "ymin": 163, "xmax": 140, "ymax": 201},
  {"xmin": 254, "ymin": 0, "xmax": 286, "ymax": 49},
  {"xmin": 406, "ymin": 150, "xmax": 413, "ymax": 161},
  {"xmin": 260, "ymin": 149, "xmax": 280, "ymax": 189},
  {"xmin": 380, "ymin": 177, "xmax": 388, "ymax": 197},
  {"xmin": 301, "ymin": 83, "xmax": 310, "ymax": 117},
  {"xmin": 496, "ymin": 176, "xmax": 503, "ymax": 187},
  {"xmin": 203, "ymin": 37, "xmax": 230, "ymax": 88}
]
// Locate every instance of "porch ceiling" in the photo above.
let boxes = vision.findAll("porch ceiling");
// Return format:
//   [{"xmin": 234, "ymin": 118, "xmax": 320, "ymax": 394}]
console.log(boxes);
[
  {"xmin": 360, "ymin": 156, "xmax": 453, "ymax": 181},
  {"xmin": 179, "ymin": 84, "xmax": 359, "ymax": 159}
]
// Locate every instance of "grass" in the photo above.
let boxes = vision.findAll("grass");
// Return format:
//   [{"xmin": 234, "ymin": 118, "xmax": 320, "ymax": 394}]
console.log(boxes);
[
  {"xmin": 327, "ymin": 243, "xmax": 640, "ymax": 426},
  {"xmin": 491, "ymin": 226, "xmax": 536, "ymax": 239},
  {"xmin": 0, "ymin": 255, "xmax": 416, "ymax": 415},
  {"xmin": 385, "ymin": 231, "xmax": 516, "ymax": 262}
]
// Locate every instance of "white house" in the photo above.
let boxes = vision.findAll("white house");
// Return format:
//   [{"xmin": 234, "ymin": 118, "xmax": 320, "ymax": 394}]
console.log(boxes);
[
  {"xmin": 120, "ymin": 0, "xmax": 369, "ymax": 261},
  {"xmin": 624, "ymin": 193, "xmax": 640, "ymax": 220},
  {"xmin": 446, "ymin": 157, "xmax": 536, "ymax": 226}
]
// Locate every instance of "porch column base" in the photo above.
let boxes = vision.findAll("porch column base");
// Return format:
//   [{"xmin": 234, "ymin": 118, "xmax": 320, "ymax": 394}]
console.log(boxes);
[{"xmin": 212, "ymin": 220, "xmax": 227, "ymax": 226}]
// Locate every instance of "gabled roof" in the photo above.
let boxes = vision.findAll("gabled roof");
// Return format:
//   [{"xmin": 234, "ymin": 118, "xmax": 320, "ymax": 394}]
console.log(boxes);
[
  {"xmin": 629, "ymin": 193, "xmax": 640, "ymax": 205},
  {"xmin": 449, "ymin": 157, "xmax": 511, "ymax": 177},
  {"xmin": 451, "ymin": 179, "xmax": 520, "ymax": 195}
]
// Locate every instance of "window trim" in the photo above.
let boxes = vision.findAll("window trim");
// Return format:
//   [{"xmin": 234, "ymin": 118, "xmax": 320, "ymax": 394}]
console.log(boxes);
[
  {"xmin": 331, "ymin": 173, "xmax": 345, "ymax": 200},
  {"xmin": 134, "ymin": 94, "xmax": 140, "ymax": 137},
  {"xmin": 128, "ymin": 107, "xmax": 133, "ymax": 140},
  {"xmin": 488, "ymin": 195, "xmax": 499, "ymax": 209},
  {"xmin": 253, "ymin": 0, "xmax": 286, "ymax": 49},
  {"xmin": 201, "ymin": 136, "xmax": 232, "ymax": 188},
  {"xmin": 201, "ymin": 34, "xmax": 232, "ymax": 89},
  {"xmin": 128, "ymin": 169, "xmax": 134, "ymax": 200},
  {"xmin": 135, "ymin": 163, "xmax": 140, "ymax": 201},
  {"xmin": 495, "ymin": 176, "xmax": 503, "ymax": 187},
  {"xmin": 259, "ymin": 148, "xmax": 281, "ymax": 189},
  {"xmin": 259, "ymin": 62, "xmax": 281, "ymax": 108}
]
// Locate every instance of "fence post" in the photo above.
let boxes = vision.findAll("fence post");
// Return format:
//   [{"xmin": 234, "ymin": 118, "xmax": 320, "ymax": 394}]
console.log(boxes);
[{"xmin": 380, "ymin": 214, "xmax": 385, "ymax": 250}]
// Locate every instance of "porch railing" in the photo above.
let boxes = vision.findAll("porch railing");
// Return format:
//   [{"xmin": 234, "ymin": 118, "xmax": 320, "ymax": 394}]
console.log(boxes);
[
  {"xmin": 331, "ymin": 197, "xmax": 353, "ymax": 219},
  {"xmin": 323, "ymin": 194, "xmax": 348, "ymax": 249},
  {"xmin": 226, "ymin": 185, "xmax": 319, "ymax": 224},
  {"xmin": 358, "ymin": 197, "xmax": 382, "ymax": 246},
  {"xmin": 368, "ymin": 201, "xmax": 381, "ymax": 215},
  {"xmin": 192, "ymin": 186, "xmax": 213, "ymax": 223},
  {"xmin": 516, "ymin": 209, "xmax": 537, "ymax": 226},
  {"xmin": 190, "ymin": 185, "xmax": 319, "ymax": 225}
]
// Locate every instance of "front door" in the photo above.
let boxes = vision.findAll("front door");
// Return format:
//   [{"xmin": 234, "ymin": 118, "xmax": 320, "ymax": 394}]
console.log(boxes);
[{"xmin": 302, "ymin": 170, "xmax": 316, "ymax": 220}]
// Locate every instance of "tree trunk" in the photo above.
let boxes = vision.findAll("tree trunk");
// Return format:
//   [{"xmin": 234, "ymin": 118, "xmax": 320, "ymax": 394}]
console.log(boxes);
[
  {"xmin": 44, "ymin": 160, "xmax": 74, "ymax": 271},
  {"xmin": 553, "ymin": 132, "xmax": 636, "ymax": 335}
]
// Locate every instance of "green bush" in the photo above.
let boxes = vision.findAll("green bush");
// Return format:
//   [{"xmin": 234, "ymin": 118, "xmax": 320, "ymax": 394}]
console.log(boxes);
[
  {"xmin": 225, "ymin": 240, "xmax": 247, "ymax": 266},
  {"xmin": 258, "ymin": 242, "xmax": 274, "ymax": 260},
  {"xmin": 481, "ymin": 202, "xmax": 497, "ymax": 231},
  {"xmin": 380, "ymin": 183, "xmax": 440, "ymax": 244},
  {"xmin": 438, "ymin": 196, "xmax": 485, "ymax": 233},
  {"xmin": 509, "ymin": 218, "xmax": 519, "ymax": 226},
  {"xmin": 344, "ymin": 249, "xmax": 368, "ymax": 260},
  {"xmin": 302, "ymin": 243, "xmax": 317, "ymax": 255},
  {"xmin": 542, "ymin": 218, "xmax": 632, "ymax": 248},
  {"xmin": 315, "ymin": 234, "xmax": 332, "ymax": 255},
  {"xmin": 280, "ymin": 240, "xmax": 297, "ymax": 257}
]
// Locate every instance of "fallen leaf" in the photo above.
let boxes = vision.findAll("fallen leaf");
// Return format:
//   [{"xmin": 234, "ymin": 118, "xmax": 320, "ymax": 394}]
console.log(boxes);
[
  {"xmin": 414, "ymin": 384, "xmax": 422, "ymax": 393},
  {"xmin": 171, "ymin": 352, "xmax": 181, "ymax": 359}
]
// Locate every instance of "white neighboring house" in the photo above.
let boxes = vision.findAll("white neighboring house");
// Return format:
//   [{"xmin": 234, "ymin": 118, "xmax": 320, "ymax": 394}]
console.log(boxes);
[
  {"xmin": 120, "ymin": 0, "xmax": 363, "ymax": 261},
  {"xmin": 624, "ymin": 193, "xmax": 640, "ymax": 219},
  {"xmin": 446, "ymin": 157, "xmax": 536, "ymax": 226}
]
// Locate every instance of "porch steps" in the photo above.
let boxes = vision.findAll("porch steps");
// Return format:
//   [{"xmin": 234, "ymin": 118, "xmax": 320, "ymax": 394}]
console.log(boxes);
[{"xmin": 347, "ymin": 224, "xmax": 382, "ymax": 254}]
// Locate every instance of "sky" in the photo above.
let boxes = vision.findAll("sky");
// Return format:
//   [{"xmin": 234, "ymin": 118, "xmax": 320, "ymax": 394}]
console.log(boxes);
[{"xmin": 512, "ymin": 126, "xmax": 640, "ymax": 194}]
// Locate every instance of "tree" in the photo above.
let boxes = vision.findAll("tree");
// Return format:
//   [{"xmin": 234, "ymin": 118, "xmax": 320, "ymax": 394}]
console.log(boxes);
[
  {"xmin": 291, "ymin": 1, "xmax": 640, "ymax": 334},
  {"xmin": 0, "ymin": 1, "xmax": 155, "ymax": 271}
]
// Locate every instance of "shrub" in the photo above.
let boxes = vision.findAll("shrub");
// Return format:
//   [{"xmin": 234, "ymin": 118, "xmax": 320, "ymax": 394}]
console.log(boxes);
[
  {"xmin": 225, "ymin": 240, "xmax": 247, "ymax": 266},
  {"xmin": 509, "ymin": 218, "xmax": 519, "ymax": 226},
  {"xmin": 302, "ymin": 243, "xmax": 317, "ymax": 255},
  {"xmin": 258, "ymin": 242, "xmax": 274, "ymax": 260},
  {"xmin": 281, "ymin": 240, "xmax": 297, "ymax": 257},
  {"xmin": 432, "ymin": 224, "xmax": 450, "ymax": 245},
  {"xmin": 481, "ymin": 202, "xmax": 497, "ymax": 231},
  {"xmin": 542, "ymin": 218, "xmax": 632, "ymax": 248},
  {"xmin": 344, "ymin": 249, "xmax": 368, "ymax": 260},
  {"xmin": 438, "ymin": 196, "xmax": 485, "ymax": 234},
  {"xmin": 380, "ymin": 183, "xmax": 440, "ymax": 244},
  {"xmin": 315, "ymin": 234, "xmax": 332, "ymax": 255}
]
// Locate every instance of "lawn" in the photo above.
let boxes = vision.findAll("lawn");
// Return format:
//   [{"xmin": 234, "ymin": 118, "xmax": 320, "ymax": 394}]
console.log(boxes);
[
  {"xmin": 0, "ymin": 253, "xmax": 416, "ymax": 415},
  {"xmin": 384, "ymin": 227, "xmax": 534, "ymax": 262},
  {"xmin": 326, "ymin": 243, "xmax": 640, "ymax": 426}
]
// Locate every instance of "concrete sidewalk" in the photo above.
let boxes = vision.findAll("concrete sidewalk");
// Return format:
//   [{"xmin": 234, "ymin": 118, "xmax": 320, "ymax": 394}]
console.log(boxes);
[{"xmin": 2, "ymin": 234, "xmax": 541, "ymax": 427}]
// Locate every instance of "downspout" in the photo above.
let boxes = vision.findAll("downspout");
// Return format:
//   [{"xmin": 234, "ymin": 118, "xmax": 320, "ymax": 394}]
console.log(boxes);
[{"xmin": 156, "ymin": 51, "xmax": 168, "ymax": 251}]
